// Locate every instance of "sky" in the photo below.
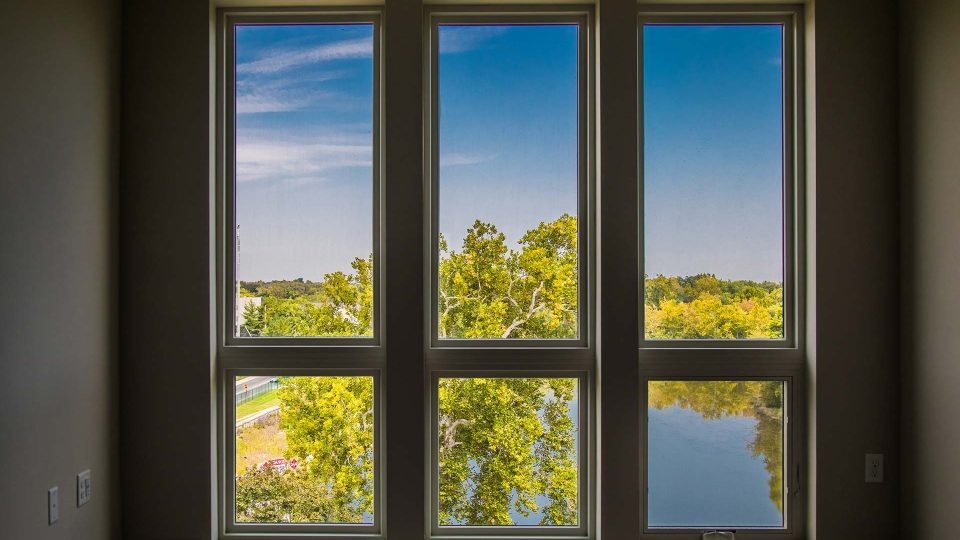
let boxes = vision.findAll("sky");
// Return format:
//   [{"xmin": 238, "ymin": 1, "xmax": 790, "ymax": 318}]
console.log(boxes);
[{"xmin": 234, "ymin": 23, "xmax": 784, "ymax": 283}]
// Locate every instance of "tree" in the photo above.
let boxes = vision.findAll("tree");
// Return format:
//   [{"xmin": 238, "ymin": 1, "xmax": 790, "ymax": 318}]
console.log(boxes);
[
  {"xmin": 235, "ymin": 214, "xmax": 786, "ymax": 524},
  {"xmin": 438, "ymin": 378, "xmax": 577, "ymax": 525},
  {"xmin": 439, "ymin": 215, "xmax": 578, "ymax": 339}
]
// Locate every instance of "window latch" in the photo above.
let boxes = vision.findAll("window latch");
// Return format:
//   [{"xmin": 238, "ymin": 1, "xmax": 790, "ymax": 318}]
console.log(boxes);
[{"xmin": 702, "ymin": 531, "xmax": 735, "ymax": 540}]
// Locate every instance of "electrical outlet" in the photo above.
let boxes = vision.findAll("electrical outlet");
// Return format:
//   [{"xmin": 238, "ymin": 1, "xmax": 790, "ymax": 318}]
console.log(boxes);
[
  {"xmin": 865, "ymin": 453, "xmax": 884, "ymax": 483},
  {"xmin": 77, "ymin": 469, "xmax": 91, "ymax": 506},
  {"xmin": 48, "ymin": 486, "xmax": 59, "ymax": 524}
]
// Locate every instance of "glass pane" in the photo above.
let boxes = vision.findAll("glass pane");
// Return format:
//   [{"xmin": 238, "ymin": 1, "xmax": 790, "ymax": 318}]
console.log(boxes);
[
  {"xmin": 436, "ymin": 24, "xmax": 580, "ymax": 340},
  {"xmin": 438, "ymin": 377, "xmax": 579, "ymax": 526},
  {"xmin": 234, "ymin": 24, "xmax": 375, "ymax": 338},
  {"xmin": 643, "ymin": 25, "xmax": 785, "ymax": 340},
  {"xmin": 647, "ymin": 380, "xmax": 785, "ymax": 528},
  {"xmin": 234, "ymin": 376, "xmax": 375, "ymax": 524}
]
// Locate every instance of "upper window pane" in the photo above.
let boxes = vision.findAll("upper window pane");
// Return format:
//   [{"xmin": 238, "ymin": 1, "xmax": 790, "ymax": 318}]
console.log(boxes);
[
  {"xmin": 233, "ymin": 23, "xmax": 375, "ymax": 338},
  {"xmin": 643, "ymin": 24, "xmax": 785, "ymax": 340},
  {"xmin": 436, "ymin": 24, "xmax": 581, "ymax": 340}
]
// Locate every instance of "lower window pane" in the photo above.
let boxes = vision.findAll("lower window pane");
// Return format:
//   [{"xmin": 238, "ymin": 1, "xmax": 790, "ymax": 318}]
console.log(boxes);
[
  {"xmin": 438, "ymin": 377, "xmax": 580, "ymax": 527},
  {"xmin": 234, "ymin": 375, "xmax": 374, "ymax": 524},
  {"xmin": 647, "ymin": 380, "xmax": 785, "ymax": 528}
]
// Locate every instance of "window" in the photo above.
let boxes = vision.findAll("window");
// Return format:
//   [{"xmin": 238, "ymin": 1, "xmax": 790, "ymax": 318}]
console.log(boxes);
[
  {"xmin": 642, "ymin": 20, "xmax": 793, "ymax": 345},
  {"xmin": 218, "ymin": 8, "xmax": 383, "ymax": 536},
  {"xmin": 639, "ymin": 6, "xmax": 804, "ymax": 539},
  {"xmin": 216, "ymin": 3, "xmax": 804, "ymax": 540},
  {"xmin": 429, "ymin": 12, "xmax": 591, "ymax": 345},
  {"xmin": 425, "ymin": 7, "xmax": 593, "ymax": 537},
  {"xmin": 228, "ymin": 15, "xmax": 379, "ymax": 342}
]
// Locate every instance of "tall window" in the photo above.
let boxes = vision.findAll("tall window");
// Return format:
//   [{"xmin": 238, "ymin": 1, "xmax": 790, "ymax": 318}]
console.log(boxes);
[
  {"xmin": 639, "ymin": 7, "xmax": 803, "ymax": 538},
  {"xmin": 426, "ymin": 7, "xmax": 593, "ymax": 536},
  {"xmin": 216, "ymin": 3, "xmax": 804, "ymax": 540},
  {"xmin": 219, "ymin": 9, "xmax": 382, "ymax": 536}
]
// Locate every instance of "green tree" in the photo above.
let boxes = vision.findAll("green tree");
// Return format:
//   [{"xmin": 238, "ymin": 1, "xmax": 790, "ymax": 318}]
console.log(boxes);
[
  {"xmin": 439, "ymin": 215, "xmax": 578, "ymax": 339},
  {"xmin": 438, "ymin": 378, "xmax": 577, "ymax": 525}
]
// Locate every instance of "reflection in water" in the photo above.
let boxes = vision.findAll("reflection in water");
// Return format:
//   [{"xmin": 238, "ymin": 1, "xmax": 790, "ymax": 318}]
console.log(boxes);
[{"xmin": 648, "ymin": 381, "xmax": 783, "ymax": 527}]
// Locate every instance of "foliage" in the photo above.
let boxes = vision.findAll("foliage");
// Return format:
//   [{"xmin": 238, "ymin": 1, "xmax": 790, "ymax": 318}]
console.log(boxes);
[
  {"xmin": 644, "ymin": 274, "xmax": 783, "ymax": 339},
  {"xmin": 239, "ymin": 256, "xmax": 373, "ymax": 337},
  {"xmin": 438, "ymin": 378, "xmax": 578, "ymax": 525},
  {"xmin": 439, "ymin": 216, "xmax": 578, "ymax": 339},
  {"xmin": 234, "ymin": 215, "xmax": 787, "ymax": 523}
]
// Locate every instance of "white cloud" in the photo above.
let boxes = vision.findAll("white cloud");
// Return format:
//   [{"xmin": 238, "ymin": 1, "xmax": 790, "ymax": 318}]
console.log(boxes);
[
  {"xmin": 236, "ymin": 75, "xmax": 345, "ymax": 114},
  {"xmin": 438, "ymin": 27, "xmax": 508, "ymax": 55},
  {"xmin": 439, "ymin": 152, "xmax": 492, "ymax": 167},
  {"xmin": 237, "ymin": 133, "xmax": 372, "ymax": 184},
  {"xmin": 238, "ymin": 37, "xmax": 372, "ymax": 75}
]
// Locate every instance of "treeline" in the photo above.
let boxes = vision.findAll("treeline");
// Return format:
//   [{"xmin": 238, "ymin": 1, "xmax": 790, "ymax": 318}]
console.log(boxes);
[{"xmin": 645, "ymin": 274, "xmax": 783, "ymax": 340}]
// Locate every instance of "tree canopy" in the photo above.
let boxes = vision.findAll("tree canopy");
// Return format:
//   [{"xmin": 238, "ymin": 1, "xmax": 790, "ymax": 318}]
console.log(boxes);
[{"xmin": 234, "ymin": 215, "xmax": 785, "ymax": 524}]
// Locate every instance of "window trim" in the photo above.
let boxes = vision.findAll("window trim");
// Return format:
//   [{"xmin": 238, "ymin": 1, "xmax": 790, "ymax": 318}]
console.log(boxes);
[
  {"xmin": 424, "ymin": 5, "xmax": 596, "ymax": 349},
  {"xmin": 216, "ymin": 7, "xmax": 388, "ymax": 538},
  {"xmin": 222, "ymin": 369, "xmax": 383, "ymax": 536},
  {"xmin": 640, "ymin": 375, "xmax": 800, "ymax": 539},
  {"xmin": 637, "ymin": 6, "xmax": 804, "ymax": 351},
  {"xmin": 220, "ymin": 8, "xmax": 384, "ymax": 348},
  {"xmin": 636, "ymin": 6, "xmax": 807, "ymax": 539}
]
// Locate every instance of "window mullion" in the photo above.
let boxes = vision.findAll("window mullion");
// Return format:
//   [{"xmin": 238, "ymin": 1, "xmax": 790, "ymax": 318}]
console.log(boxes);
[
  {"xmin": 597, "ymin": 1, "xmax": 641, "ymax": 540},
  {"xmin": 382, "ymin": 0, "xmax": 426, "ymax": 539}
]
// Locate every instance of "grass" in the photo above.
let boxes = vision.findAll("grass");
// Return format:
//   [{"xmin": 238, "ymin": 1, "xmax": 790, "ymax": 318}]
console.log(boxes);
[{"xmin": 236, "ymin": 388, "xmax": 280, "ymax": 419}]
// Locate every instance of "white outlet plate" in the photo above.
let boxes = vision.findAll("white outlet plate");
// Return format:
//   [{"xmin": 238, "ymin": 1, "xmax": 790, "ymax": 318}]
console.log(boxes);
[
  {"xmin": 48, "ymin": 486, "xmax": 59, "ymax": 524},
  {"xmin": 77, "ymin": 469, "xmax": 91, "ymax": 506},
  {"xmin": 865, "ymin": 453, "xmax": 884, "ymax": 483}
]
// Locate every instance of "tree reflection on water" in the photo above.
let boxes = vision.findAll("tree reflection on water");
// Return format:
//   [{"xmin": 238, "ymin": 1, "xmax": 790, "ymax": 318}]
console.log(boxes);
[{"xmin": 648, "ymin": 380, "xmax": 784, "ymax": 512}]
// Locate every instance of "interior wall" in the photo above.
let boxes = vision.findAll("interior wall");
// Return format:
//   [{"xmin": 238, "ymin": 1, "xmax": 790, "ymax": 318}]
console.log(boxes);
[
  {"xmin": 119, "ymin": 1, "xmax": 215, "ymax": 539},
  {"xmin": 899, "ymin": 0, "xmax": 960, "ymax": 538},
  {"xmin": 812, "ymin": 0, "xmax": 901, "ymax": 538},
  {"xmin": 0, "ymin": 1, "xmax": 119, "ymax": 538},
  {"xmin": 117, "ymin": 1, "xmax": 904, "ymax": 539}
]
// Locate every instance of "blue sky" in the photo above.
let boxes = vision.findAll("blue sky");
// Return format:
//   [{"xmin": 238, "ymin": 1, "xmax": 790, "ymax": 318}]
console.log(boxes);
[{"xmin": 235, "ymin": 23, "xmax": 784, "ymax": 283}]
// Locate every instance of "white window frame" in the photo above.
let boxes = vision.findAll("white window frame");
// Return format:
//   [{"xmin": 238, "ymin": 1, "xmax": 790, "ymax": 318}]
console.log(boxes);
[
  {"xmin": 212, "ymin": 3, "xmax": 807, "ymax": 540},
  {"xmin": 216, "ymin": 6, "xmax": 386, "ymax": 538},
  {"xmin": 424, "ymin": 5, "xmax": 596, "ymax": 538},
  {"xmin": 637, "ymin": 5, "xmax": 806, "ymax": 539},
  {"xmin": 221, "ymin": 8, "xmax": 383, "ymax": 348}
]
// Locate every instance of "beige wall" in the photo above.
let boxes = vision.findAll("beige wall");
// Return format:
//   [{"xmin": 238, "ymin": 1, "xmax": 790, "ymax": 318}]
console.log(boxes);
[
  {"xmin": 900, "ymin": 0, "xmax": 960, "ymax": 538},
  {"xmin": 0, "ymin": 1, "xmax": 119, "ymax": 539},
  {"xmin": 812, "ymin": 1, "xmax": 901, "ymax": 538}
]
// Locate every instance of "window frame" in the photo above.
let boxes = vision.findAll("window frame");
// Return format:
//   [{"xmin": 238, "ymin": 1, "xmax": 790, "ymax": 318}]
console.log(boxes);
[
  {"xmin": 638, "ymin": 6, "xmax": 804, "ymax": 350},
  {"xmin": 425, "ymin": 5, "xmax": 596, "ymax": 349},
  {"xmin": 429, "ymin": 371, "xmax": 592, "ymax": 537},
  {"xmin": 212, "ymin": 3, "xmax": 807, "ymax": 540},
  {"xmin": 221, "ymin": 8, "xmax": 384, "ymax": 348},
  {"xmin": 636, "ymin": 5, "xmax": 807, "ymax": 540},
  {"xmin": 422, "ymin": 5, "xmax": 596, "ymax": 539},
  {"xmin": 216, "ymin": 7, "xmax": 387, "ymax": 538}
]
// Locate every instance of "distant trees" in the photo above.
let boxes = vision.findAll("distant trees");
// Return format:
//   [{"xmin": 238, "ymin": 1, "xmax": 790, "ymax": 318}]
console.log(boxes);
[
  {"xmin": 644, "ymin": 274, "xmax": 783, "ymax": 339},
  {"xmin": 234, "ymin": 215, "xmax": 785, "ymax": 523}
]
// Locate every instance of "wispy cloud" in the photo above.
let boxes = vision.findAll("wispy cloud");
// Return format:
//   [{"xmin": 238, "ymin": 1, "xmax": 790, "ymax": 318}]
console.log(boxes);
[
  {"xmin": 438, "ymin": 27, "xmax": 508, "ymax": 55},
  {"xmin": 236, "ymin": 75, "xmax": 343, "ymax": 114},
  {"xmin": 439, "ymin": 152, "xmax": 493, "ymax": 167},
  {"xmin": 238, "ymin": 37, "xmax": 372, "ymax": 75},
  {"xmin": 237, "ymin": 131, "xmax": 372, "ymax": 184}
]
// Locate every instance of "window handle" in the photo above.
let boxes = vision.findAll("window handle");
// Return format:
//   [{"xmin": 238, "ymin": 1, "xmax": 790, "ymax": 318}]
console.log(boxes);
[{"xmin": 703, "ymin": 532, "xmax": 735, "ymax": 540}]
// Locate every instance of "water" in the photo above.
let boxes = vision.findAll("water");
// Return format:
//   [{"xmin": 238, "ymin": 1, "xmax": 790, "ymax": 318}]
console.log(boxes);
[{"xmin": 648, "ymin": 405, "xmax": 783, "ymax": 528}]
